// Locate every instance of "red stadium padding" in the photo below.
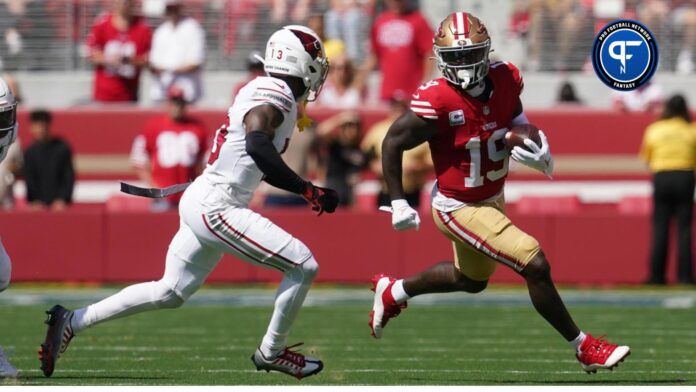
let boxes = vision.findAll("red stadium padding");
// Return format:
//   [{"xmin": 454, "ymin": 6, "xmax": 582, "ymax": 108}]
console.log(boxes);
[
  {"xmin": 515, "ymin": 196, "xmax": 582, "ymax": 214},
  {"xmin": 1, "ymin": 205, "xmax": 692, "ymax": 285},
  {"xmin": 16, "ymin": 108, "xmax": 684, "ymax": 156}
]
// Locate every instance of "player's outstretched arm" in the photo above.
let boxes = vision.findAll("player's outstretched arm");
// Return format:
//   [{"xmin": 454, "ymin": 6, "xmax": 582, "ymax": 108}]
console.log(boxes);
[
  {"xmin": 381, "ymin": 110, "xmax": 436, "ymax": 230},
  {"xmin": 244, "ymin": 104, "xmax": 339, "ymax": 214}
]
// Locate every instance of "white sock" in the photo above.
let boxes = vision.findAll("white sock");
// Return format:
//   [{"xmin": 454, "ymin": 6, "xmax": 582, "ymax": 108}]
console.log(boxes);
[
  {"xmin": 70, "ymin": 280, "xmax": 181, "ymax": 334},
  {"xmin": 70, "ymin": 250, "xmax": 211, "ymax": 334},
  {"xmin": 569, "ymin": 331, "xmax": 587, "ymax": 352},
  {"xmin": 260, "ymin": 258, "xmax": 318, "ymax": 359},
  {"xmin": 391, "ymin": 279, "xmax": 410, "ymax": 304}
]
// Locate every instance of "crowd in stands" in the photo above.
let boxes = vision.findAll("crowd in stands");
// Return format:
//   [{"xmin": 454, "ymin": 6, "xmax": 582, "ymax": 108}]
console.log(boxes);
[{"xmin": 509, "ymin": 0, "xmax": 696, "ymax": 73}]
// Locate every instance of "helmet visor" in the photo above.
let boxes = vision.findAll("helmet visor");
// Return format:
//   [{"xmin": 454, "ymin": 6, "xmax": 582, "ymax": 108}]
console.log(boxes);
[
  {"xmin": 437, "ymin": 43, "xmax": 489, "ymax": 66},
  {"xmin": 0, "ymin": 104, "xmax": 16, "ymax": 131}
]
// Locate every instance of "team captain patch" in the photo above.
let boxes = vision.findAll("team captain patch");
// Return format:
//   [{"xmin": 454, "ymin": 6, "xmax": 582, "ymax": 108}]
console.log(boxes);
[{"xmin": 449, "ymin": 110, "xmax": 465, "ymax": 126}]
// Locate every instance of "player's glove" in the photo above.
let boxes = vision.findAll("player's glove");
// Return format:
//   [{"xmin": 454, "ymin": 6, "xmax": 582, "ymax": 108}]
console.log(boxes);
[
  {"xmin": 302, "ymin": 182, "xmax": 339, "ymax": 215},
  {"xmin": 510, "ymin": 130, "xmax": 554, "ymax": 178},
  {"xmin": 388, "ymin": 199, "xmax": 421, "ymax": 231}
]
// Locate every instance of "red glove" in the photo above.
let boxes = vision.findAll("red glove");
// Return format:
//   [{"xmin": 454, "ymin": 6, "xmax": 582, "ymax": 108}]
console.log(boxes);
[{"xmin": 302, "ymin": 182, "xmax": 339, "ymax": 215}]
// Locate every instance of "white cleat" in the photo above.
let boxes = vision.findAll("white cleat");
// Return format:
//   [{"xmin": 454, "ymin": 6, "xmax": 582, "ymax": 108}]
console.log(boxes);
[
  {"xmin": 251, "ymin": 343, "xmax": 323, "ymax": 380},
  {"xmin": 0, "ymin": 346, "xmax": 18, "ymax": 378}
]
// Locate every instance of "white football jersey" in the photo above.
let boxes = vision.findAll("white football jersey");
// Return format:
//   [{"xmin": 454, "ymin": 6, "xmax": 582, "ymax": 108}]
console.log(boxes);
[{"xmin": 202, "ymin": 76, "xmax": 298, "ymax": 206}]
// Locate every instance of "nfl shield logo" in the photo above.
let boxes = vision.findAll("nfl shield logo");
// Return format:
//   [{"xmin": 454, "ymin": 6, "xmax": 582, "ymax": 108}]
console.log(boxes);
[{"xmin": 449, "ymin": 110, "xmax": 465, "ymax": 126}]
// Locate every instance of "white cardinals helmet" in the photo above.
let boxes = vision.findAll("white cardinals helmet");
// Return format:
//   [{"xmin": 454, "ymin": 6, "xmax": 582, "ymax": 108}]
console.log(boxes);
[
  {"xmin": 0, "ymin": 77, "xmax": 17, "ymax": 163},
  {"xmin": 261, "ymin": 25, "xmax": 329, "ymax": 102}
]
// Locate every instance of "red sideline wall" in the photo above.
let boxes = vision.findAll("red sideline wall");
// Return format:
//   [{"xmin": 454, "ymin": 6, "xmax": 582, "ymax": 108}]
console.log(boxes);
[
  {"xmin": 1, "ymin": 207, "xmax": 689, "ymax": 285},
  {"xmin": 16, "ymin": 108, "xmax": 669, "ymax": 156}
]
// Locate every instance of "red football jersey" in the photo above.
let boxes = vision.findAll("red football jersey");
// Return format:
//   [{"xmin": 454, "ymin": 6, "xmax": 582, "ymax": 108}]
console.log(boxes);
[
  {"xmin": 130, "ymin": 115, "xmax": 208, "ymax": 202},
  {"xmin": 410, "ymin": 61, "xmax": 524, "ymax": 203},
  {"xmin": 87, "ymin": 13, "xmax": 152, "ymax": 102}
]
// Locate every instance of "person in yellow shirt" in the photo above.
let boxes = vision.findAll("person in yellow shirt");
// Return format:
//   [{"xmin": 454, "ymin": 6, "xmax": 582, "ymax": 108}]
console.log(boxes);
[
  {"xmin": 640, "ymin": 94, "xmax": 696, "ymax": 284},
  {"xmin": 362, "ymin": 93, "xmax": 432, "ymax": 208}
]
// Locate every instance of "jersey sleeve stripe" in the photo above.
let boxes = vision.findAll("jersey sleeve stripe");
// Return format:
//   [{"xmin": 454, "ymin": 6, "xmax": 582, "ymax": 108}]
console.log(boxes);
[
  {"xmin": 411, "ymin": 107, "xmax": 437, "ymax": 114},
  {"xmin": 257, "ymin": 87, "xmax": 294, "ymax": 101},
  {"xmin": 252, "ymin": 98, "xmax": 291, "ymax": 112},
  {"xmin": 420, "ymin": 115, "xmax": 439, "ymax": 120},
  {"xmin": 410, "ymin": 100, "xmax": 433, "ymax": 107}
]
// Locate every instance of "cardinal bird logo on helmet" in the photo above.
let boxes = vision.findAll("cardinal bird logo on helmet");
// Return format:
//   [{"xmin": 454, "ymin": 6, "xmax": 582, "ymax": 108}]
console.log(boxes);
[{"xmin": 290, "ymin": 29, "xmax": 322, "ymax": 60}]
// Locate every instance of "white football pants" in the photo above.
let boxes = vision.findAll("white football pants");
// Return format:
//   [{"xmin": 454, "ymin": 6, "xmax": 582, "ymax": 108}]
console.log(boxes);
[{"xmin": 71, "ymin": 178, "xmax": 318, "ymax": 356}]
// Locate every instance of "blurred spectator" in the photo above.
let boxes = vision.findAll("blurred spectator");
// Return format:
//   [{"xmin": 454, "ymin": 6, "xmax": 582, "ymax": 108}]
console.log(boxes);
[
  {"xmin": 317, "ymin": 111, "xmax": 366, "ymax": 206},
  {"xmin": 307, "ymin": 12, "xmax": 346, "ymax": 61},
  {"xmin": 556, "ymin": 81, "xmax": 583, "ymax": 105},
  {"xmin": 264, "ymin": 127, "xmax": 318, "ymax": 208},
  {"xmin": 673, "ymin": 1, "xmax": 696, "ymax": 74},
  {"xmin": 315, "ymin": 53, "xmax": 365, "ymax": 109},
  {"xmin": 524, "ymin": 0, "xmax": 592, "ymax": 71},
  {"xmin": 23, "ymin": 110, "xmax": 74, "ymax": 211},
  {"xmin": 361, "ymin": 93, "xmax": 431, "ymax": 208},
  {"xmin": 231, "ymin": 51, "xmax": 265, "ymax": 102},
  {"xmin": 149, "ymin": 0, "xmax": 206, "ymax": 104},
  {"xmin": 86, "ymin": 0, "xmax": 153, "ymax": 102},
  {"xmin": 324, "ymin": 0, "xmax": 374, "ymax": 62},
  {"xmin": 613, "ymin": 82, "xmax": 664, "ymax": 113},
  {"xmin": 130, "ymin": 87, "xmax": 207, "ymax": 211},
  {"xmin": 0, "ymin": 0, "xmax": 23, "ymax": 69},
  {"xmin": 640, "ymin": 95, "xmax": 696, "ymax": 285},
  {"xmin": 361, "ymin": 0, "xmax": 434, "ymax": 101},
  {"xmin": 272, "ymin": 0, "xmax": 313, "ymax": 24}
]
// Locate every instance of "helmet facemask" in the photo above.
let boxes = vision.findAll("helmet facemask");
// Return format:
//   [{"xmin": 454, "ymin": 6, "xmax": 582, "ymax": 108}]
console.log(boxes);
[
  {"xmin": 0, "ymin": 94, "xmax": 17, "ymax": 163},
  {"xmin": 434, "ymin": 40, "xmax": 491, "ymax": 90},
  {"xmin": 304, "ymin": 56, "xmax": 329, "ymax": 102}
]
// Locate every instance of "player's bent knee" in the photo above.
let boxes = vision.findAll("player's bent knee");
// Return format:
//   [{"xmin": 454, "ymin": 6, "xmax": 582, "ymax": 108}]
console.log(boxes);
[
  {"xmin": 297, "ymin": 256, "xmax": 319, "ymax": 282},
  {"xmin": 464, "ymin": 279, "xmax": 488, "ymax": 294},
  {"xmin": 152, "ymin": 281, "xmax": 187, "ymax": 309},
  {"xmin": 521, "ymin": 251, "xmax": 551, "ymax": 281}
]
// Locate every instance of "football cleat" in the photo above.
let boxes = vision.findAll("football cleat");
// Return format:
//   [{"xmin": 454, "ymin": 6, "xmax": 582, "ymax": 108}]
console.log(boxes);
[
  {"xmin": 38, "ymin": 305, "xmax": 75, "ymax": 377},
  {"xmin": 0, "ymin": 346, "xmax": 18, "ymax": 378},
  {"xmin": 576, "ymin": 334, "xmax": 630, "ymax": 373},
  {"xmin": 369, "ymin": 273, "xmax": 407, "ymax": 339},
  {"xmin": 251, "ymin": 343, "xmax": 323, "ymax": 380}
]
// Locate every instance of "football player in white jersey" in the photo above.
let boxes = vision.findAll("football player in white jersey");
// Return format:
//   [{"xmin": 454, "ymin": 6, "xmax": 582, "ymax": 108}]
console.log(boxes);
[
  {"xmin": 0, "ymin": 76, "xmax": 19, "ymax": 378},
  {"xmin": 39, "ymin": 25, "xmax": 337, "ymax": 380}
]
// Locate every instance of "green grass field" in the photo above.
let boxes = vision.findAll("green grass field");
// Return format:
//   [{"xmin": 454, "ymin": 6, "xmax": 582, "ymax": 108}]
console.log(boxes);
[{"xmin": 1, "ymin": 286, "xmax": 695, "ymax": 385}]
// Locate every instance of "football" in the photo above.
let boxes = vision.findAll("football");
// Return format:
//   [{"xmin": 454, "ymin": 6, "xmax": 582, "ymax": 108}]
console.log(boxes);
[{"xmin": 505, "ymin": 124, "xmax": 542, "ymax": 153}]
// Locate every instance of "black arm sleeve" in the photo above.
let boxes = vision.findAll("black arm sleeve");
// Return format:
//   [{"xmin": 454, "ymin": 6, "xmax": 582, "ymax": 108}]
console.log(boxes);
[{"xmin": 245, "ymin": 130, "xmax": 307, "ymax": 195}]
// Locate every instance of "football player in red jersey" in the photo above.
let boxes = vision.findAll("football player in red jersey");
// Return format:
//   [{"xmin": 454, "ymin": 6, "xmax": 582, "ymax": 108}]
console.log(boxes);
[{"xmin": 370, "ymin": 12, "xmax": 631, "ymax": 373}]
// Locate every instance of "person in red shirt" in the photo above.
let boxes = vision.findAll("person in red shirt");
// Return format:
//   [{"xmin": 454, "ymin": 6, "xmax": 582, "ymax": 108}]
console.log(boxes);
[
  {"xmin": 87, "ymin": 0, "xmax": 153, "ymax": 102},
  {"xmin": 360, "ymin": 0, "xmax": 434, "ymax": 102},
  {"xmin": 130, "ymin": 87, "xmax": 207, "ymax": 210}
]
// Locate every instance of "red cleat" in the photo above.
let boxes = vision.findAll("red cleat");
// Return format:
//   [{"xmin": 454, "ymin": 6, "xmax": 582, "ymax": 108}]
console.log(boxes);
[
  {"xmin": 369, "ymin": 273, "xmax": 407, "ymax": 339},
  {"xmin": 576, "ymin": 334, "xmax": 630, "ymax": 373}
]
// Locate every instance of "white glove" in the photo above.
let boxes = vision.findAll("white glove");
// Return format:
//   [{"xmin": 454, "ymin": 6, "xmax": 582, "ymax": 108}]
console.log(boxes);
[
  {"xmin": 386, "ymin": 199, "xmax": 421, "ymax": 231},
  {"xmin": 510, "ymin": 130, "xmax": 554, "ymax": 177}
]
